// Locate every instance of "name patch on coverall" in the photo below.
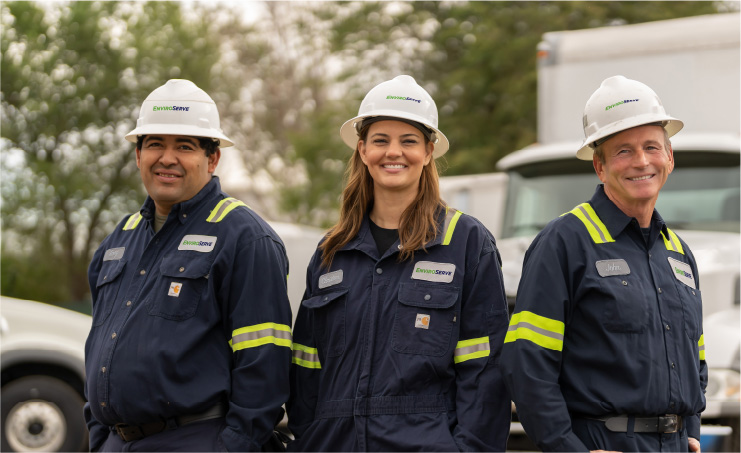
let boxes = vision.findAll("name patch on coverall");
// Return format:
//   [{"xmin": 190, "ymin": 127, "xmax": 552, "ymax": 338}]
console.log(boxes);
[
  {"xmin": 103, "ymin": 247, "xmax": 125, "ymax": 261},
  {"xmin": 318, "ymin": 270, "xmax": 343, "ymax": 289},
  {"xmin": 178, "ymin": 235, "xmax": 217, "ymax": 252},
  {"xmin": 668, "ymin": 257, "xmax": 696, "ymax": 289},
  {"xmin": 411, "ymin": 261, "xmax": 455, "ymax": 283},
  {"xmin": 595, "ymin": 259, "xmax": 630, "ymax": 277}
]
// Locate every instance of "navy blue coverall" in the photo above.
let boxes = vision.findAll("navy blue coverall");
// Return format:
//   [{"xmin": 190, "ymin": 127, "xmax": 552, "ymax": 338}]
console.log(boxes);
[
  {"xmin": 287, "ymin": 208, "xmax": 511, "ymax": 451},
  {"xmin": 84, "ymin": 177, "xmax": 292, "ymax": 452},
  {"xmin": 501, "ymin": 185, "xmax": 707, "ymax": 452}
]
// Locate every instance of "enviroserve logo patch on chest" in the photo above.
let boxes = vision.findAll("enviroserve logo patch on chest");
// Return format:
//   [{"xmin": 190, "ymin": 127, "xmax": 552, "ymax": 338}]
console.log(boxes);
[
  {"xmin": 411, "ymin": 261, "xmax": 455, "ymax": 283},
  {"xmin": 178, "ymin": 235, "xmax": 217, "ymax": 252},
  {"xmin": 668, "ymin": 257, "xmax": 696, "ymax": 289}
]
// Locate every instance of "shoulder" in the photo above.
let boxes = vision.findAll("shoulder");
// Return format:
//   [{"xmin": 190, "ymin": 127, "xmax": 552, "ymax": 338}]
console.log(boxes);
[{"xmin": 203, "ymin": 195, "xmax": 284, "ymax": 246}]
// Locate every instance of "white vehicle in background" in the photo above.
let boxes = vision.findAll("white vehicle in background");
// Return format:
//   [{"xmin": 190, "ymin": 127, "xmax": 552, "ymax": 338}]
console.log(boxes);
[{"xmin": 1, "ymin": 297, "xmax": 91, "ymax": 452}]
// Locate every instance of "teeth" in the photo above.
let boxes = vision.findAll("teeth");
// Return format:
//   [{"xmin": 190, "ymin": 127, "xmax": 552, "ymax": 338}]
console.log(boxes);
[
  {"xmin": 157, "ymin": 173, "xmax": 177, "ymax": 178},
  {"xmin": 630, "ymin": 175, "xmax": 652, "ymax": 181},
  {"xmin": 383, "ymin": 164, "xmax": 405, "ymax": 169}
]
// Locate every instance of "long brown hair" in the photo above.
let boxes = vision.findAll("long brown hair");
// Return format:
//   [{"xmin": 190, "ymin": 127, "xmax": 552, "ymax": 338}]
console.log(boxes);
[{"xmin": 320, "ymin": 122, "xmax": 445, "ymax": 269}]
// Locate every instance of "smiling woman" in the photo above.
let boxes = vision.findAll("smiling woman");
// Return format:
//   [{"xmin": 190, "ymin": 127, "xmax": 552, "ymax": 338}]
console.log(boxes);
[{"xmin": 287, "ymin": 75, "xmax": 511, "ymax": 452}]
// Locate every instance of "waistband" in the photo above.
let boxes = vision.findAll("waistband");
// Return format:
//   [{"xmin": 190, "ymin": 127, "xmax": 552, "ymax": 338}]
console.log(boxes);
[
  {"xmin": 576, "ymin": 414, "xmax": 683, "ymax": 434},
  {"xmin": 114, "ymin": 403, "xmax": 226, "ymax": 442},
  {"xmin": 316, "ymin": 395, "xmax": 455, "ymax": 419}
]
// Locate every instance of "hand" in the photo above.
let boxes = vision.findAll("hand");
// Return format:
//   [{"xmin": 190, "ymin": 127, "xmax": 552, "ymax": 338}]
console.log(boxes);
[{"xmin": 688, "ymin": 437, "xmax": 701, "ymax": 452}]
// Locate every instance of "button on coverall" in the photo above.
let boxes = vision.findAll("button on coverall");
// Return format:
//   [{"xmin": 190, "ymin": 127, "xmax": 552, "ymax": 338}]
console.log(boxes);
[{"xmin": 288, "ymin": 209, "xmax": 511, "ymax": 451}]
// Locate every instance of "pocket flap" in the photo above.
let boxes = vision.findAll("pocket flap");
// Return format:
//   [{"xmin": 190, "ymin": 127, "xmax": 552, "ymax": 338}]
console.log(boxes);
[
  {"xmin": 96, "ymin": 259, "xmax": 126, "ymax": 288},
  {"xmin": 159, "ymin": 254, "xmax": 212, "ymax": 279},
  {"xmin": 398, "ymin": 282, "xmax": 458, "ymax": 309},
  {"xmin": 302, "ymin": 288, "xmax": 348, "ymax": 309}
]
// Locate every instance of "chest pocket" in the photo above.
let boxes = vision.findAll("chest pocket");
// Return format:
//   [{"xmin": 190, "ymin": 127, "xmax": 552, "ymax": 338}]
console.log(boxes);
[
  {"xmin": 598, "ymin": 274, "xmax": 650, "ymax": 333},
  {"xmin": 672, "ymin": 276, "xmax": 702, "ymax": 341},
  {"xmin": 392, "ymin": 283, "xmax": 459, "ymax": 357},
  {"xmin": 93, "ymin": 259, "xmax": 127, "ymax": 327},
  {"xmin": 302, "ymin": 288, "xmax": 348, "ymax": 358},
  {"xmin": 147, "ymin": 254, "xmax": 212, "ymax": 321}
]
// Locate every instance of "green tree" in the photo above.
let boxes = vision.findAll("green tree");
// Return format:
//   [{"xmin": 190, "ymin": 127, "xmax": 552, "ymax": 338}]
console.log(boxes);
[{"xmin": 1, "ymin": 1, "xmax": 223, "ymax": 306}]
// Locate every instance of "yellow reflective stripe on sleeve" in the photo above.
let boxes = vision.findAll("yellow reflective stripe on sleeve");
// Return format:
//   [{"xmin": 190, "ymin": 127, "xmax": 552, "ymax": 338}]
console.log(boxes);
[
  {"xmin": 442, "ymin": 208, "xmax": 463, "ymax": 246},
  {"xmin": 231, "ymin": 322, "xmax": 292, "ymax": 352},
  {"xmin": 698, "ymin": 334, "xmax": 705, "ymax": 361},
  {"xmin": 661, "ymin": 228, "xmax": 685, "ymax": 255},
  {"xmin": 454, "ymin": 337, "xmax": 490, "ymax": 364},
  {"xmin": 566, "ymin": 203, "xmax": 614, "ymax": 244},
  {"xmin": 504, "ymin": 310, "xmax": 565, "ymax": 351},
  {"xmin": 122, "ymin": 212, "xmax": 143, "ymax": 231},
  {"xmin": 207, "ymin": 197, "xmax": 249, "ymax": 223},
  {"xmin": 292, "ymin": 343, "xmax": 321, "ymax": 369}
]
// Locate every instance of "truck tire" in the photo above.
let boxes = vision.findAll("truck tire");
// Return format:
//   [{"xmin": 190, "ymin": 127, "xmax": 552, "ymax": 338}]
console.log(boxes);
[{"xmin": 1, "ymin": 376, "xmax": 88, "ymax": 452}]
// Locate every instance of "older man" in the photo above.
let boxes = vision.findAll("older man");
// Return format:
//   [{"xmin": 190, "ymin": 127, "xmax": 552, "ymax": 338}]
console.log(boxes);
[
  {"xmin": 84, "ymin": 79, "xmax": 292, "ymax": 451},
  {"xmin": 501, "ymin": 76, "xmax": 706, "ymax": 452}
]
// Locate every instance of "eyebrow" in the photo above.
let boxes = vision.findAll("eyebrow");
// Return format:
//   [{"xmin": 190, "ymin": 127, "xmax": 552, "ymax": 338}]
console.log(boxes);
[
  {"xmin": 369, "ymin": 132, "xmax": 422, "ymax": 139},
  {"xmin": 144, "ymin": 136, "xmax": 199, "ymax": 146}
]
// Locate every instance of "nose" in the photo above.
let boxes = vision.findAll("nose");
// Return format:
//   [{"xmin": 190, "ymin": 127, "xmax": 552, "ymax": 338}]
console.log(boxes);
[
  {"xmin": 386, "ymin": 140, "xmax": 403, "ymax": 158},
  {"xmin": 159, "ymin": 145, "xmax": 178, "ymax": 166},
  {"xmin": 633, "ymin": 149, "xmax": 650, "ymax": 167}
]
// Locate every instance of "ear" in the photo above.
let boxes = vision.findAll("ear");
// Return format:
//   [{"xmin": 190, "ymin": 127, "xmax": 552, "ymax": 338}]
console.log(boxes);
[
  {"xmin": 136, "ymin": 148, "xmax": 142, "ymax": 169},
  {"xmin": 593, "ymin": 153, "xmax": 607, "ymax": 183},
  {"xmin": 424, "ymin": 142, "xmax": 434, "ymax": 166},
  {"xmin": 666, "ymin": 144, "xmax": 675, "ymax": 175},
  {"xmin": 358, "ymin": 141, "xmax": 368, "ymax": 165},
  {"xmin": 207, "ymin": 148, "xmax": 221, "ymax": 174}
]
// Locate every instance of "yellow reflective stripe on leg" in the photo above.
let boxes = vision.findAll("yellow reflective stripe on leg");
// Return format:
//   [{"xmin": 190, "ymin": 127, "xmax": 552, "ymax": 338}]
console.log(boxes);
[
  {"xmin": 442, "ymin": 208, "xmax": 463, "ymax": 246},
  {"xmin": 661, "ymin": 228, "xmax": 685, "ymax": 255},
  {"xmin": 698, "ymin": 334, "xmax": 705, "ymax": 361},
  {"xmin": 122, "ymin": 212, "xmax": 143, "ymax": 231},
  {"xmin": 207, "ymin": 197, "xmax": 249, "ymax": 223},
  {"xmin": 292, "ymin": 343, "xmax": 321, "ymax": 369},
  {"xmin": 504, "ymin": 310, "xmax": 565, "ymax": 351},
  {"xmin": 567, "ymin": 203, "xmax": 614, "ymax": 244},
  {"xmin": 231, "ymin": 322, "xmax": 292, "ymax": 352},
  {"xmin": 454, "ymin": 336, "xmax": 490, "ymax": 363}
]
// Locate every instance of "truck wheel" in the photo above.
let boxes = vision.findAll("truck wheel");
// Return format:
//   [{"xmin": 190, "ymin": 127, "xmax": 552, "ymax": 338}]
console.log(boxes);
[{"xmin": 1, "ymin": 376, "xmax": 87, "ymax": 452}]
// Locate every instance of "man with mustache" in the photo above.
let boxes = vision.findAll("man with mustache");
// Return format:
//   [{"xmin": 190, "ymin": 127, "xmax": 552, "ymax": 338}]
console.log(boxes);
[{"xmin": 84, "ymin": 79, "xmax": 292, "ymax": 451}]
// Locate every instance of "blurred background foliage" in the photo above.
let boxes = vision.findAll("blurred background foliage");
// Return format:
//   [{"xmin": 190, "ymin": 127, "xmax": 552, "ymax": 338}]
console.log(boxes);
[{"xmin": 0, "ymin": 1, "xmax": 731, "ymax": 308}]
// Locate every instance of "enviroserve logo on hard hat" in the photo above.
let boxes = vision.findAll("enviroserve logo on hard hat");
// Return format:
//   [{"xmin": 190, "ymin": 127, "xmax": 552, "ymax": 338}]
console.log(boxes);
[
  {"xmin": 386, "ymin": 95, "xmax": 422, "ymax": 104},
  {"xmin": 153, "ymin": 105, "xmax": 191, "ymax": 112},
  {"xmin": 605, "ymin": 99, "xmax": 639, "ymax": 111}
]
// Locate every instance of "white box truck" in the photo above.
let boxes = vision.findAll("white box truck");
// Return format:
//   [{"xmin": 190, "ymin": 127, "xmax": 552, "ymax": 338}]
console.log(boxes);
[{"xmin": 440, "ymin": 12, "xmax": 740, "ymax": 451}]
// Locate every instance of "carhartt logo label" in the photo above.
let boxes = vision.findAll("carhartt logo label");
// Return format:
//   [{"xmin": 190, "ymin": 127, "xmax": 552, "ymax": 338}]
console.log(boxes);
[
  {"xmin": 415, "ymin": 314, "xmax": 430, "ymax": 329},
  {"xmin": 318, "ymin": 270, "xmax": 343, "ymax": 289},
  {"xmin": 168, "ymin": 282, "xmax": 183, "ymax": 297},
  {"xmin": 103, "ymin": 247, "xmax": 125, "ymax": 261},
  {"xmin": 411, "ymin": 261, "xmax": 455, "ymax": 283},
  {"xmin": 668, "ymin": 257, "xmax": 696, "ymax": 289},
  {"xmin": 178, "ymin": 235, "xmax": 217, "ymax": 252},
  {"xmin": 596, "ymin": 259, "xmax": 631, "ymax": 277}
]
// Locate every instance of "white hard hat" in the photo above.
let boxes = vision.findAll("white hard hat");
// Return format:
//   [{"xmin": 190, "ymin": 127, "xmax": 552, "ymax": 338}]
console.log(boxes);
[
  {"xmin": 577, "ymin": 75, "xmax": 683, "ymax": 160},
  {"xmin": 125, "ymin": 79, "xmax": 234, "ymax": 148},
  {"xmin": 340, "ymin": 75, "xmax": 449, "ymax": 158}
]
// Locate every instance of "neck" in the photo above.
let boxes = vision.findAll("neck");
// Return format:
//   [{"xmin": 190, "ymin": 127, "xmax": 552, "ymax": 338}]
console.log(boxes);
[
  {"xmin": 369, "ymin": 187, "xmax": 417, "ymax": 229},
  {"xmin": 154, "ymin": 203, "xmax": 172, "ymax": 218},
  {"xmin": 604, "ymin": 186, "xmax": 655, "ymax": 228}
]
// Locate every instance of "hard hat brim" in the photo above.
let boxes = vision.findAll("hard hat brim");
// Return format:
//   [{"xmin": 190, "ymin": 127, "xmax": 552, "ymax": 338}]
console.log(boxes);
[
  {"xmin": 340, "ymin": 112, "xmax": 449, "ymax": 158},
  {"xmin": 576, "ymin": 116, "xmax": 683, "ymax": 160},
  {"xmin": 125, "ymin": 124, "xmax": 234, "ymax": 148}
]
